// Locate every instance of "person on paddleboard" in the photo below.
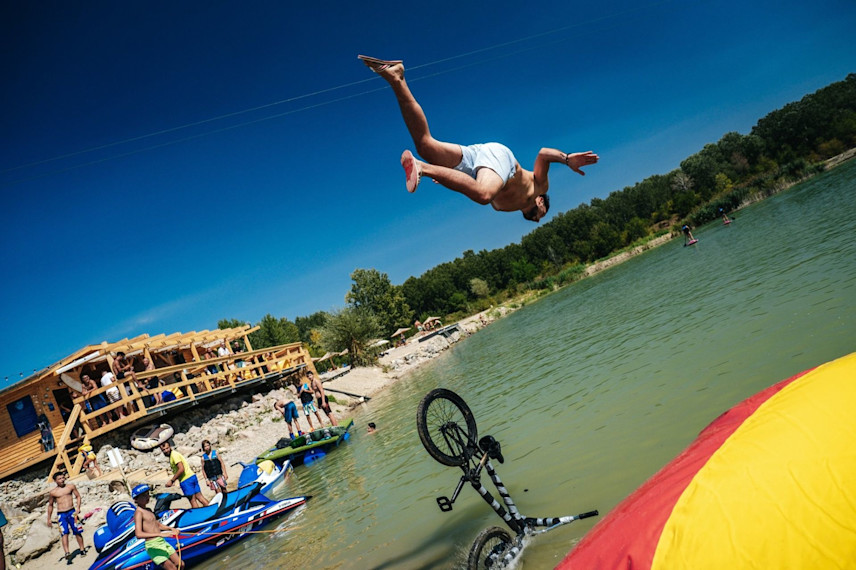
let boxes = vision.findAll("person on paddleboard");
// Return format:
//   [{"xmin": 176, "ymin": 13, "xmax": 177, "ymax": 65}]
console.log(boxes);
[
  {"xmin": 681, "ymin": 224, "xmax": 696, "ymax": 244},
  {"xmin": 359, "ymin": 55, "xmax": 598, "ymax": 222}
]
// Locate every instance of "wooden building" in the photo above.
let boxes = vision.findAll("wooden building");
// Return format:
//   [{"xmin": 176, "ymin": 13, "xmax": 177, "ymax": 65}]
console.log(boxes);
[{"xmin": 0, "ymin": 326, "xmax": 318, "ymax": 482}]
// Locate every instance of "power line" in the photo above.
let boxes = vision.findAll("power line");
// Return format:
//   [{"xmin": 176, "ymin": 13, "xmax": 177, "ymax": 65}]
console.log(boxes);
[{"xmin": 2, "ymin": 0, "xmax": 679, "ymax": 186}]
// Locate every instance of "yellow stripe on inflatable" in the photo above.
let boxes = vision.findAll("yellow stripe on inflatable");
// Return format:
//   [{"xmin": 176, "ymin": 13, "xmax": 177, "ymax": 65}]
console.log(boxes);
[{"xmin": 653, "ymin": 352, "xmax": 856, "ymax": 569}]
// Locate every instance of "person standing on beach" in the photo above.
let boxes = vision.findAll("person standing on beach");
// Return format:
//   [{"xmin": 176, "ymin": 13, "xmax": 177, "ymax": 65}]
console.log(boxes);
[
  {"xmin": 160, "ymin": 442, "xmax": 209, "ymax": 508},
  {"xmin": 309, "ymin": 371, "xmax": 338, "ymax": 427},
  {"xmin": 47, "ymin": 472, "xmax": 88, "ymax": 564},
  {"xmin": 274, "ymin": 398, "xmax": 304, "ymax": 439},
  {"xmin": 200, "ymin": 440, "xmax": 228, "ymax": 494},
  {"xmin": 298, "ymin": 379, "xmax": 323, "ymax": 430},
  {"xmin": 359, "ymin": 55, "xmax": 599, "ymax": 222},
  {"xmin": 131, "ymin": 484, "xmax": 184, "ymax": 570}
]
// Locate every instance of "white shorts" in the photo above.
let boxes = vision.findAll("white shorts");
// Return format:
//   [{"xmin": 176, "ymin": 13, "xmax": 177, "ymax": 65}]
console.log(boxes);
[{"xmin": 454, "ymin": 143, "xmax": 517, "ymax": 184}]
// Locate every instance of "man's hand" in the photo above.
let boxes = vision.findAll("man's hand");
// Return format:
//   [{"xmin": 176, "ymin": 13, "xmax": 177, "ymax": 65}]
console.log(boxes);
[
  {"xmin": 565, "ymin": 151, "xmax": 599, "ymax": 175},
  {"xmin": 166, "ymin": 479, "xmax": 174, "ymax": 488}
]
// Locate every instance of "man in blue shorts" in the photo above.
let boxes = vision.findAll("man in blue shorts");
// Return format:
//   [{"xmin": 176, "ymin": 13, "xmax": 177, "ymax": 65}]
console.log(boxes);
[
  {"xmin": 47, "ymin": 472, "xmax": 88, "ymax": 564},
  {"xmin": 359, "ymin": 55, "xmax": 599, "ymax": 222},
  {"xmin": 298, "ymin": 378, "xmax": 324, "ymax": 431},
  {"xmin": 160, "ymin": 441, "xmax": 209, "ymax": 509},
  {"xmin": 274, "ymin": 397, "xmax": 304, "ymax": 439}
]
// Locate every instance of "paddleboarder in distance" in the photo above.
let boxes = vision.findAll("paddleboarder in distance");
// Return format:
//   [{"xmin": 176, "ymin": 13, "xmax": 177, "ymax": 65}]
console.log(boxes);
[
  {"xmin": 682, "ymin": 224, "xmax": 697, "ymax": 245},
  {"xmin": 359, "ymin": 55, "xmax": 599, "ymax": 223}
]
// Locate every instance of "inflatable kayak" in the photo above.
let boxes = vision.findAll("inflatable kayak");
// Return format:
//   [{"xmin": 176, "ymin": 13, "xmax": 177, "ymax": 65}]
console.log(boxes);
[
  {"xmin": 255, "ymin": 419, "xmax": 354, "ymax": 466},
  {"xmin": 559, "ymin": 351, "xmax": 856, "ymax": 569},
  {"xmin": 130, "ymin": 424, "xmax": 174, "ymax": 451},
  {"xmin": 89, "ymin": 461, "xmax": 305, "ymax": 570}
]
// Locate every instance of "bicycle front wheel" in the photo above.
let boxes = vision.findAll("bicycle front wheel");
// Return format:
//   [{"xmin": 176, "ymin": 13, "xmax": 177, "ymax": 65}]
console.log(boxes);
[
  {"xmin": 416, "ymin": 388, "xmax": 478, "ymax": 466},
  {"xmin": 468, "ymin": 526, "xmax": 514, "ymax": 569}
]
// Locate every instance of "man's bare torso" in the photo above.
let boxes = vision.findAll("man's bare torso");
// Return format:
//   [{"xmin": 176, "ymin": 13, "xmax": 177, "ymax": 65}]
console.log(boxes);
[
  {"xmin": 51, "ymin": 484, "xmax": 76, "ymax": 511},
  {"xmin": 489, "ymin": 164, "xmax": 542, "ymax": 212}
]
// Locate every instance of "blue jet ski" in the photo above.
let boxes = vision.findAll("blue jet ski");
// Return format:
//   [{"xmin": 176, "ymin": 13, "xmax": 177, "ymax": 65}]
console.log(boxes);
[{"xmin": 89, "ymin": 460, "xmax": 307, "ymax": 569}]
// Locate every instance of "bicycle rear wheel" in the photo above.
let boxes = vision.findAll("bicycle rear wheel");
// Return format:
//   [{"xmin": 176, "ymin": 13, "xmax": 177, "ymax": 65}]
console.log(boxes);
[
  {"xmin": 468, "ymin": 526, "xmax": 513, "ymax": 569},
  {"xmin": 416, "ymin": 388, "xmax": 478, "ymax": 466}
]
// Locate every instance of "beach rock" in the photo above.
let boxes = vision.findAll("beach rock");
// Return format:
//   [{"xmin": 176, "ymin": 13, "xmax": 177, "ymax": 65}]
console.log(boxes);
[
  {"xmin": 176, "ymin": 445, "xmax": 198, "ymax": 458},
  {"xmin": 16, "ymin": 520, "xmax": 58, "ymax": 562},
  {"xmin": 15, "ymin": 490, "xmax": 49, "ymax": 513}
]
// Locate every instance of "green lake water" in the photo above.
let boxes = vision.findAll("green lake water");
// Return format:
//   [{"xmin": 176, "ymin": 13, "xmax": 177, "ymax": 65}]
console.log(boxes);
[{"xmin": 200, "ymin": 160, "xmax": 856, "ymax": 569}]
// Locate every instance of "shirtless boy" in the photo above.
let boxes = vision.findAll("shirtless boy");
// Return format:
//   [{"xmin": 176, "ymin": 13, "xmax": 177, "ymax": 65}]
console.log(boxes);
[
  {"xmin": 47, "ymin": 472, "xmax": 87, "ymax": 564},
  {"xmin": 132, "ymin": 484, "xmax": 184, "ymax": 570},
  {"xmin": 309, "ymin": 371, "xmax": 337, "ymax": 426},
  {"xmin": 359, "ymin": 55, "xmax": 599, "ymax": 222}
]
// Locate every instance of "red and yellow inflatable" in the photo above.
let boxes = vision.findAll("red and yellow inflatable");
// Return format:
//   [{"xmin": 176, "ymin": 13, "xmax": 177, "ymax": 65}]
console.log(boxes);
[{"xmin": 559, "ymin": 351, "xmax": 856, "ymax": 569}]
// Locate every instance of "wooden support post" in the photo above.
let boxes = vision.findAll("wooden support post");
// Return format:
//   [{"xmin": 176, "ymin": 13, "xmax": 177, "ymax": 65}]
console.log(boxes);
[{"xmin": 48, "ymin": 403, "xmax": 84, "ymax": 481}]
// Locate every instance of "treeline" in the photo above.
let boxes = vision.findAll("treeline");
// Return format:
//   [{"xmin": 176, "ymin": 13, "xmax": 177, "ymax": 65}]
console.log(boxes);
[
  {"xmin": 222, "ymin": 74, "xmax": 856, "ymax": 358},
  {"xmin": 401, "ymin": 73, "xmax": 856, "ymax": 317}
]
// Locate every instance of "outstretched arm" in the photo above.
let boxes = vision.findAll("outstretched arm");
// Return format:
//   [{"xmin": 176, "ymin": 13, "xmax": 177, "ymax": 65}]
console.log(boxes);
[{"xmin": 533, "ymin": 148, "xmax": 599, "ymax": 189}]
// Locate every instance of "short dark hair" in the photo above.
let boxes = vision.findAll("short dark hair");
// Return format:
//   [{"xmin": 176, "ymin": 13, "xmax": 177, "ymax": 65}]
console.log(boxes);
[
  {"xmin": 368, "ymin": 422, "xmax": 376, "ymax": 429},
  {"xmin": 522, "ymin": 194, "xmax": 549, "ymax": 221},
  {"xmin": 117, "ymin": 352, "xmax": 126, "ymax": 358},
  {"xmin": 53, "ymin": 472, "xmax": 64, "ymax": 480}
]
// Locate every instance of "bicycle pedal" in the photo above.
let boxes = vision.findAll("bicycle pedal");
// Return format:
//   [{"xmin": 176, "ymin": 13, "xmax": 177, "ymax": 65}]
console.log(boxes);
[{"xmin": 436, "ymin": 496, "xmax": 454, "ymax": 512}]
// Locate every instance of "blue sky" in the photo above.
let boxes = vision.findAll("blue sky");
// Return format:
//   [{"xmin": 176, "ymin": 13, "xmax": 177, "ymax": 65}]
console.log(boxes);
[{"xmin": 2, "ymin": 0, "xmax": 854, "ymax": 383}]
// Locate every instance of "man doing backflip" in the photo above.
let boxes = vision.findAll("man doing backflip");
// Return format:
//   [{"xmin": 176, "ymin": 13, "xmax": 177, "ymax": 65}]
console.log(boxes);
[{"xmin": 359, "ymin": 55, "xmax": 599, "ymax": 222}]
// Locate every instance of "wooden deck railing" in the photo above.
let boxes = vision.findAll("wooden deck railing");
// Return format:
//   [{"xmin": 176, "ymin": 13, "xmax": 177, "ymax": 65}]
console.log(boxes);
[{"xmin": 47, "ymin": 343, "xmax": 311, "ymax": 480}]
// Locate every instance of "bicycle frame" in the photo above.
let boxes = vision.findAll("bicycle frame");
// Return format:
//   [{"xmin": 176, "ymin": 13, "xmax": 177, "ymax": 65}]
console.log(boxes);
[
  {"xmin": 437, "ymin": 425, "xmax": 599, "ymax": 564},
  {"xmin": 435, "ymin": 425, "xmax": 597, "ymax": 538},
  {"xmin": 419, "ymin": 388, "xmax": 597, "ymax": 568}
]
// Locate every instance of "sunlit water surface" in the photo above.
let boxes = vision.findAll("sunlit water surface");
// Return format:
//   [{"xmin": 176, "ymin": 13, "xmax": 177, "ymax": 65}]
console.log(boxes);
[{"xmin": 199, "ymin": 161, "xmax": 856, "ymax": 569}]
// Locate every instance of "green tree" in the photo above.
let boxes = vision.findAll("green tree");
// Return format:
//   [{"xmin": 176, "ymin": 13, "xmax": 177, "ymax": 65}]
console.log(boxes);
[
  {"xmin": 217, "ymin": 318, "xmax": 248, "ymax": 329},
  {"xmin": 590, "ymin": 221, "xmax": 621, "ymax": 259},
  {"xmin": 470, "ymin": 278, "xmax": 490, "ymax": 298},
  {"xmin": 249, "ymin": 314, "xmax": 299, "ymax": 349},
  {"xmin": 346, "ymin": 268, "xmax": 413, "ymax": 335},
  {"xmin": 295, "ymin": 311, "xmax": 329, "ymax": 344},
  {"xmin": 320, "ymin": 307, "xmax": 381, "ymax": 367},
  {"xmin": 510, "ymin": 259, "xmax": 538, "ymax": 283}
]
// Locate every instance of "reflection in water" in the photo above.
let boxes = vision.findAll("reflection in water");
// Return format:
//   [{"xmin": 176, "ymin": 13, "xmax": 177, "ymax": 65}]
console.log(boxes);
[{"xmin": 199, "ymin": 161, "xmax": 856, "ymax": 569}]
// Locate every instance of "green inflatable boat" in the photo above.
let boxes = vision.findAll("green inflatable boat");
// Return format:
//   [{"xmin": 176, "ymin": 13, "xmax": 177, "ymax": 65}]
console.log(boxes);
[{"xmin": 255, "ymin": 419, "xmax": 354, "ymax": 466}]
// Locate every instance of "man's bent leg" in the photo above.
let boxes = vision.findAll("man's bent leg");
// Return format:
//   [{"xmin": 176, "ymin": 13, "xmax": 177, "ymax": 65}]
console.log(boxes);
[{"xmin": 420, "ymin": 162, "xmax": 505, "ymax": 206}]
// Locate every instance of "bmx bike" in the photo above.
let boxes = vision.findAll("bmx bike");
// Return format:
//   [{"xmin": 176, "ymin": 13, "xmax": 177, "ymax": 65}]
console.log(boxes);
[{"xmin": 416, "ymin": 388, "xmax": 598, "ymax": 569}]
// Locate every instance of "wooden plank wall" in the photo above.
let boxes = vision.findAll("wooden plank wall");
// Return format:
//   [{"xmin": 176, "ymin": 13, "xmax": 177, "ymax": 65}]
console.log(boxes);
[{"xmin": 0, "ymin": 381, "xmax": 66, "ymax": 479}]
